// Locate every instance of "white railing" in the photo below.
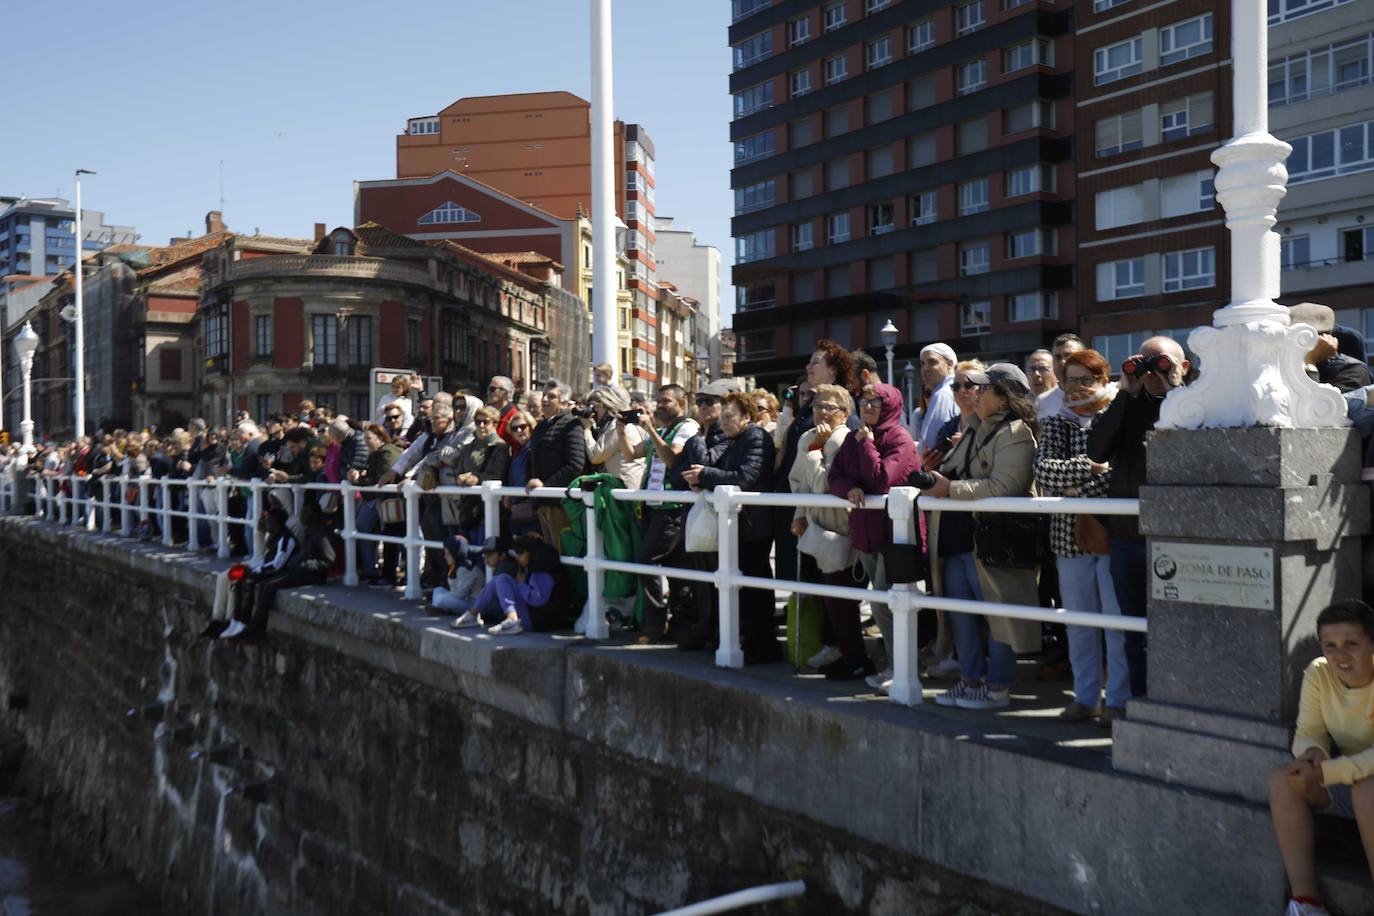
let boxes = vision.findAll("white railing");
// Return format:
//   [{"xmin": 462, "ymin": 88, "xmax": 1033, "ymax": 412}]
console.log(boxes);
[{"xmin": 0, "ymin": 469, "xmax": 1142, "ymax": 707}]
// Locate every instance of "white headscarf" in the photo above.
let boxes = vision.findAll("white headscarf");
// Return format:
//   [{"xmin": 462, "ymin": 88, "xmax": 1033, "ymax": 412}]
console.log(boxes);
[{"xmin": 451, "ymin": 394, "xmax": 485, "ymax": 448}]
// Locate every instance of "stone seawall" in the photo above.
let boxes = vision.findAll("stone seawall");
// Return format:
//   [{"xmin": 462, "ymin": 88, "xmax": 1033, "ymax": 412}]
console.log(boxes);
[{"xmin": 0, "ymin": 519, "xmax": 1307, "ymax": 915}]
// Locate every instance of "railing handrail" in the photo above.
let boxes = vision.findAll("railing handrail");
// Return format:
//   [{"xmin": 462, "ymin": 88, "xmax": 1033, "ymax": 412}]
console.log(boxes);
[{"xmin": 0, "ymin": 468, "xmax": 1144, "ymax": 707}]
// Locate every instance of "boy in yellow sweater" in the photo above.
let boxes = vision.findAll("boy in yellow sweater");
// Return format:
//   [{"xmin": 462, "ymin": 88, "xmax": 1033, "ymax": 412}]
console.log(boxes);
[{"xmin": 1268, "ymin": 599, "xmax": 1374, "ymax": 916}]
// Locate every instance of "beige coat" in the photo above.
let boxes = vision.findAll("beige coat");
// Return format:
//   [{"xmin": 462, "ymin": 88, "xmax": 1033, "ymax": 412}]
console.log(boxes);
[
  {"xmin": 926, "ymin": 410, "xmax": 1042, "ymax": 654},
  {"xmin": 788, "ymin": 427, "xmax": 854, "ymax": 573}
]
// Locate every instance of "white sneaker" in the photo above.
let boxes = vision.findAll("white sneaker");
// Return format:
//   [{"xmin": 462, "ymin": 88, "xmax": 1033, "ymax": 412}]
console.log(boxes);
[
  {"xmin": 806, "ymin": 645, "xmax": 843, "ymax": 669},
  {"xmin": 1285, "ymin": 900, "xmax": 1330, "ymax": 916},
  {"xmin": 864, "ymin": 668, "xmax": 893, "ymax": 691},
  {"xmin": 450, "ymin": 610, "xmax": 481, "ymax": 630},
  {"xmin": 935, "ymin": 681, "xmax": 979, "ymax": 707},
  {"xmin": 221, "ymin": 620, "xmax": 246, "ymax": 639},
  {"xmin": 488, "ymin": 617, "xmax": 524, "ymax": 635},
  {"xmin": 924, "ymin": 656, "xmax": 962, "ymax": 679},
  {"xmin": 954, "ymin": 684, "xmax": 1010, "ymax": 710}
]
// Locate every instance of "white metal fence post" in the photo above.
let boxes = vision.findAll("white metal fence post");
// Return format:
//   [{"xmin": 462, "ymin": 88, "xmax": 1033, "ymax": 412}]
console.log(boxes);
[
  {"xmin": 215, "ymin": 480, "xmax": 230, "ymax": 559},
  {"xmin": 248, "ymin": 481, "xmax": 264, "ymax": 565},
  {"xmin": 886, "ymin": 486, "xmax": 924, "ymax": 707},
  {"xmin": 101, "ymin": 477, "xmax": 113, "ymax": 533},
  {"xmin": 713, "ymin": 485, "xmax": 744, "ymax": 669},
  {"xmin": 481, "ymin": 480, "xmax": 502, "ymax": 582},
  {"xmin": 186, "ymin": 480, "xmax": 200, "ymax": 550},
  {"xmin": 120, "ymin": 476, "xmax": 133, "ymax": 536},
  {"xmin": 137, "ymin": 477, "xmax": 150, "ymax": 527},
  {"xmin": 582, "ymin": 486, "xmax": 609, "ymax": 640},
  {"xmin": 161, "ymin": 479, "xmax": 175, "ymax": 546},
  {"xmin": 341, "ymin": 481, "xmax": 359, "ymax": 586},
  {"xmin": 403, "ymin": 480, "xmax": 423, "ymax": 601}
]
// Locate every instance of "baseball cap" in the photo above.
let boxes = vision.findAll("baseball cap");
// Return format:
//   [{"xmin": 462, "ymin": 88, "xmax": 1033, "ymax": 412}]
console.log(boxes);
[{"xmin": 963, "ymin": 362, "xmax": 1031, "ymax": 395}]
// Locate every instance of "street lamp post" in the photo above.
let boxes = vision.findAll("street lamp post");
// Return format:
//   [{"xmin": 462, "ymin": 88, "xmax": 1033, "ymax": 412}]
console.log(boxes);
[
  {"xmin": 72, "ymin": 168, "xmax": 95, "ymax": 439},
  {"xmin": 880, "ymin": 319, "xmax": 898, "ymax": 387},
  {"xmin": 903, "ymin": 361, "xmax": 918, "ymax": 426},
  {"xmin": 14, "ymin": 322, "xmax": 39, "ymax": 451},
  {"xmin": 589, "ymin": 0, "xmax": 617, "ymax": 371}
]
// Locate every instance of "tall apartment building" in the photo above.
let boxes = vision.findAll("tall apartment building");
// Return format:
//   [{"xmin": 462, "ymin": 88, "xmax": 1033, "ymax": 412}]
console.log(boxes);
[
  {"xmin": 729, "ymin": 0, "xmax": 1076, "ymax": 389},
  {"xmin": 654, "ymin": 216, "xmax": 723, "ymax": 385},
  {"xmin": 1270, "ymin": 0, "xmax": 1374, "ymax": 340}
]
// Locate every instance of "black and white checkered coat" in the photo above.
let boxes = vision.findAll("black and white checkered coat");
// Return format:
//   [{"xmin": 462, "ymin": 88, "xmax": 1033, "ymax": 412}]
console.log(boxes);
[{"xmin": 1032, "ymin": 414, "xmax": 1113, "ymax": 558}]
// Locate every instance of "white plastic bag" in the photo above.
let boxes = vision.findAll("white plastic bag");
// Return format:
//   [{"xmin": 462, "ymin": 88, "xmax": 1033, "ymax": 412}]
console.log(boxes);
[{"xmin": 683, "ymin": 497, "xmax": 719, "ymax": 553}]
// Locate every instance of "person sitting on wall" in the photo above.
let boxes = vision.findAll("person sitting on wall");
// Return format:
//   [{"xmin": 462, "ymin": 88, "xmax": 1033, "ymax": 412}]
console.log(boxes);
[
  {"xmin": 1267, "ymin": 599, "xmax": 1374, "ymax": 916},
  {"xmin": 450, "ymin": 534, "xmax": 567, "ymax": 635},
  {"xmin": 222, "ymin": 502, "xmax": 339, "ymax": 642},
  {"xmin": 201, "ymin": 507, "xmax": 296, "ymax": 639}
]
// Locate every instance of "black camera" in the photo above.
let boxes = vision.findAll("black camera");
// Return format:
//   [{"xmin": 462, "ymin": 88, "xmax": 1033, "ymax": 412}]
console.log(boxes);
[
  {"xmin": 619, "ymin": 409, "xmax": 643, "ymax": 425},
  {"xmin": 571, "ymin": 404, "xmax": 597, "ymax": 419},
  {"xmin": 908, "ymin": 469, "xmax": 937, "ymax": 490}
]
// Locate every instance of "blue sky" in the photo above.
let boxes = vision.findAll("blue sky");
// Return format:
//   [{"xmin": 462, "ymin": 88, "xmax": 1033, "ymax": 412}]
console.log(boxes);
[{"xmin": 5, "ymin": 0, "xmax": 736, "ymax": 313}]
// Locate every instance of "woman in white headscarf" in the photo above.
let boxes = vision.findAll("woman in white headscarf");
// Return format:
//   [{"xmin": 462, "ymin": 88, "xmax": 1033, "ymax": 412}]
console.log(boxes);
[{"xmin": 450, "ymin": 393, "xmax": 485, "ymax": 449}]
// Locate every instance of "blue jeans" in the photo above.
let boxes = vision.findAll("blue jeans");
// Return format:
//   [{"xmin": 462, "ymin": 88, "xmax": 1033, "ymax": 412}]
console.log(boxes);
[
  {"xmin": 356, "ymin": 498, "xmax": 381, "ymax": 577},
  {"xmin": 946, "ymin": 552, "xmax": 1017, "ymax": 687},
  {"xmin": 1109, "ymin": 538, "xmax": 1148, "ymax": 697},
  {"xmin": 474, "ymin": 573, "xmax": 526, "ymax": 626},
  {"xmin": 1058, "ymin": 554, "xmax": 1131, "ymax": 708}
]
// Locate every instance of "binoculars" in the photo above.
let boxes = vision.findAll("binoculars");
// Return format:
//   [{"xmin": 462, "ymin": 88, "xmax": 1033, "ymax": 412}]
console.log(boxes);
[{"xmin": 1121, "ymin": 354, "xmax": 1173, "ymax": 377}]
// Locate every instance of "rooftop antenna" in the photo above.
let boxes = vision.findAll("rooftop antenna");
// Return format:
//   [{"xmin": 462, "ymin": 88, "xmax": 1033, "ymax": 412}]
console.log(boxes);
[{"xmin": 218, "ymin": 160, "xmax": 225, "ymax": 214}]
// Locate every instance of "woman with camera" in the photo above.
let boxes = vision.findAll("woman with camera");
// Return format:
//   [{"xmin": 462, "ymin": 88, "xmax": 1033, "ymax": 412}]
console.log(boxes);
[
  {"xmin": 921, "ymin": 363, "xmax": 1041, "ymax": 710},
  {"xmin": 581, "ymin": 385, "xmax": 646, "ymax": 489},
  {"xmin": 1032, "ymin": 349, "xmax": 1128, "ymax": 724}
]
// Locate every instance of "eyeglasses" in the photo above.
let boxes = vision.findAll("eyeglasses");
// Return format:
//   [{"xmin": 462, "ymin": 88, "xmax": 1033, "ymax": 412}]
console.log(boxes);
[
  {"xmin": 695, "ymin": 397, "xmax": 720, "ymax": 407},
  {"xmin": 953, "ymin": 381, "xmax": 984, "ymax": 391},
  {"xmin": 1064, "ymin": 376, "xmax": 1099, "ymax": 387},
  {"xmin": 487, "ymin": 385, "xmax": 507, "ymax": 392},
  {"xmin": 1027, "ymin": 365, "xmax": 1053, "ymax": 374},
  {"xmin": 510, "ymin": 423, "xmax": 530, "ymax": 432},
  {"xmin": 859, "ymin": 397, "xmax": 884, "ymax": 409},
  {"xmin": 473, "ymin": 418, "xmax": 492, "ymax": 426},
  {"xmin": 815, "ymin": 402, "xmax": 844, "ymax": 413}
]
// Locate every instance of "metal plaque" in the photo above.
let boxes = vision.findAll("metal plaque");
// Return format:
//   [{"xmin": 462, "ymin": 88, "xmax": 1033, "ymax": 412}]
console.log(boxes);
[{"xmin": 1150, "ymin": 542, "xmax": 1274, "ymax": 610}]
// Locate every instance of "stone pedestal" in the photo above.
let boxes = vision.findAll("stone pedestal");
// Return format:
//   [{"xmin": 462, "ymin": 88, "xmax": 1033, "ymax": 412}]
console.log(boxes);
[{"xmin": 1112, "ymin": 427, "xmax": 1369, "ymax": 803}]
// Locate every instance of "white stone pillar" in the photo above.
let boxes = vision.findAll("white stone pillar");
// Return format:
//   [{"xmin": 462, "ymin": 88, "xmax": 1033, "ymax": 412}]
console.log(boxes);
[
  {"xmin": 589, "ymin": 0, "xmax": 618, "ymax": 372},
  {"xmin": 1157, "ymin": 0, "xmax": 1347, "ymax": 430}
]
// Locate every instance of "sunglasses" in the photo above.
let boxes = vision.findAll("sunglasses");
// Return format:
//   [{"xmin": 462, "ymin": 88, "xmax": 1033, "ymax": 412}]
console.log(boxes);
[
  {"xmin": 487, "ymin": 385, "xmax": 508, "ymax": 392},
  {"xmin": 859, "ymin": 398, "xmax": 884, "ymax": 408},
  {"xmin": 953, "ymin": 381, "xmax": 984, "ymax": 391},
  {"xmin": 695, "ymin": 397, "xmax": 720, "ymax": 407},
  {"xmin": 510, "ymin": 423, "xmax": 530, "ymax": 432},
  {"xmin": 473, "ymin": 418, "xmax": 492, "ymax": 426}
]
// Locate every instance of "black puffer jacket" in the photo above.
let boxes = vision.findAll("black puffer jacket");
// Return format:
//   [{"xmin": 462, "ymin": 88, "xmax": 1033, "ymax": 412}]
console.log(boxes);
[
  {"xmin": 528, "ymin": 413, "xmax": 588, "ymax": 489},
  {"xmin": 1086, "ymin": 390, "xmax": 1161, "ymax": 541},
  {"xmin": 696, "ymin": 425, "xmax": 776, "ymax": 542}
]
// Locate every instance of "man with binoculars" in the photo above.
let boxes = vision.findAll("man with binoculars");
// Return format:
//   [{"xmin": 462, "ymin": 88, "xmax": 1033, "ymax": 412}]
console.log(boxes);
[{"xmin": 1086, "ymin": 335, "xmax": 1192, "ymax": 703}]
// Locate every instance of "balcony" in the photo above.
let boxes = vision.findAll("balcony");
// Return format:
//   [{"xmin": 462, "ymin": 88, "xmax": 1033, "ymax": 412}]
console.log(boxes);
[
  {"xmin": 1280, "ymin": 256, "xmax": 1374, "ymax": 296},
  {"xmin": 220, "ymin": 255, "xmax": 433, "ymax": 288}
]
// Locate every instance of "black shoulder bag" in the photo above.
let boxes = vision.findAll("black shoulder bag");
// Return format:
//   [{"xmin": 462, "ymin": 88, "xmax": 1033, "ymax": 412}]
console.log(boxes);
[{"xmin": 968, "ymin": 419, "xmax": 1044, "ymax": 569}]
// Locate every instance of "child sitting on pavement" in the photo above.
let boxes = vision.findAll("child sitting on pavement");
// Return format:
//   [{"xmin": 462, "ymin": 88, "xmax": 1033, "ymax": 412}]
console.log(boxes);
[
  {"xmin": 428, "ymin": 534, "xmax": 486, "ymax": 616},
  {"xmin": 1268, "ymin": 598, "xmax": 1374, "ymax": 916},
  {"xmin": 450, "ymin": 534, "xmax": 564, "ymax": 635}
]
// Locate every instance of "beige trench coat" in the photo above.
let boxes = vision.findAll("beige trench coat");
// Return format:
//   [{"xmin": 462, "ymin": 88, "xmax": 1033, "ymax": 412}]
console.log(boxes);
[
  {"xmin": 926, "ymin": 410, "xmax": 1042, "ymax": 654},
  {"xmin": 787, "ymin": 427, "xmax": 854, "ymax": 574}
]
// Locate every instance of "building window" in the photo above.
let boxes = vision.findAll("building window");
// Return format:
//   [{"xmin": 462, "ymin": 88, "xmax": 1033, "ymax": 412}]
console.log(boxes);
[
  {"xmin": 1160, "ymin": 14, "xmax": 1213, "ymax": 67},
  {"xmin": 867, "ymin": 88, "xmax": 896, "ymax": 124},
  {"xmin": 824, "ymin": 54, "xmax": 849, "ymax": 84},
  {"xmin": 733, "ymin": 30, "xmax": 773, "ymax": 70},
  {"xmin": 204, "ymin": 307, "xmax": 228, "ymax": 358},
  {"xmin": 866, "ymin": 37, "xmax": 892, "ymax": 70},
  {"xmin": 908, "ymin": 74, "xmax": 937, "ymax": 110},
  {"xmin": 1161, "ymin": 90, "xmax": 1216, "ymax": 139},
  {"xmin": 734, "ymin": 179, "xmax": 776, "ymax": 215},
  {"xmin": 908, "ymin": 20, "xmax": 934, "ymax": 53},
  {"xmin": 1095, "ymin": 184, "xmax": 1146, "ymax": 230},
  {"xmin": 350, "ymin": 393, "xmax": 370, "ymax": 422},
  {"xmin": 960, "ymin": 240, "xmax": 990, "ymax": 276},
  {"xmin": 1268, "ymin": 0, "xmax": 1354, "ymax": 27},
  {"xmin": 824, "ymin": 2, "xmax": 846, "ymax": 31},
  {"xmin": 957, "ymin": 58, "xmax": 987, "ymax": 94},
  {"xmin": 1270, "ymin": 34, "xmax": 1374, "ymax": 106},
  {"xmin": 827, "ymin": 212, "xmax": 851, "ymax": 244},
  {"xmin": 1007, "ymin": 164, "xmax": 1056, "ymax": 196},
  {"xmin": 825, "ymin": 158, "xmax": 850, "ymax": 190},
  {"xmin": 867, "ymin": 0, "xmax": 892, "ymax": 11},
  {"xmin": 911, "ymin": 191, "xmax": 938, "ymax": 225},
  {"xmin": 311, "ymin": 314, "xmax": 338, "ymax": 366},
  {"xmin": 1098, "ymin": 258, "xmax": 1146, "ymax": 299},
  {"xmin": 160, "ymin": 348, "xmax": 183, "ymax": 382},
  {"xmin": 735, "ymin": 229, "xmax": 775, "ymax": 263},
  {"xmin": 791, "ymin": 68, "xmax": 812, "ymax": 97},
  {"xmin": 254, "ymin": 314, "xmax": 272, "ymax": 358},
  {"xmin": 824, "ymin": 107, "xmax": 850, "ymax": 138},
  {"xmin": 256, "ymin": 394, "xmax": 272, "ymax": 421},
  {"xmin": 346, "ymin": 316, "xmax": 372, "ymax": 366},
  {"xmin": 1094, "ymin": 37, "xmax": 1143, "ymax": 85},
  {"xmin": 791, "ymin": 169, "xmax": 815, "ymax": 198},
  {"xmin": 1093, "ymin": 331, "xmax": 1154, "ymax": 368},
  {"xmin": 408, "ymin": 118, "xmax": 439, "ymax": 135},
  {"xmin": 1004, "ymin": 100, "xmax": 1055, "ymax": 132},
  {"xmin": 1009, "ymin": 291, "xmax": 1059, "ymax": 321},
  {"xmin": 869, "ymin": 256, "xmax": 896, "ymax": 291},
  {"xmin": 1287, "ymin": 120, "xmax": 1374, "ymax": 184},
  {"xmin": 418, "ymin": 201, "xmax": 481, "ymax": 225},
  {"xmin": 733, "ymin": 131, "xmax": 774, "ymax": 163},
  {"xmin": 1162, "ymin": 169, "xmax": 1216, "ymax": 218},
  {"xmin": 1003, "ymin": 0, "xmax": 1033, "ymax": 8},
  {"xmin": 1094, "ymin": 0, "xmax": 1132, "ymax": 10},
  {"xmin": 792, "ymin": 223, "xmax": 814, "ymax": 252},
  {"xmin": 1281, "ymin": 234, "xmax": 1312, "ymax": 270},
  {"xmin": 867, "ymin": 144, "xmax": 895, "ymax": 178},
  {"xmin": 1004, "ymin": 38, "xmax": 1053, "ymax": 73},
  {"xmin": 959, "ymin": 177, "xmax": 990, "ymax": 215},
  {"xmin": 1007, "ymin": 228, "xmax": 1055, "ymax": 258},
  {"xmin": 909, "ymin": 131, "xmax": 937, "ymax": 167},
  {"xmin": 826, "ymin": 266, "xmax": 852, "ymax": 297},
  {"xmin": 958, "ymin": 117, "xmax": 989, "ymax": 153},
  {"xmin": 733, "ymin": 81, "xmax": 774, "ymax": 117},
  {"xmin": 1096, "ymin": 109, "xmax": 1144, "ymax": 157},
  {"xmin": 406, "ymin": 317, "xmax": 421, "ymax": 363},
  {"xmin": 1343, "ymin": 226, "xmax": 1374, "ymax": 261},
  {"xmin": 869, "ymin": 203, "xmax": 896, "ymax": 236},
  {"xmin": 1163, "ymin": 247, "xmax": 1216, "ymax": 291},
  {"xmin": 789, "ymin": 16, "xmax": 812, "ymax": 45},
  {"xmin": 961, "ymin": 299, "xmax": 991, "ymax": 333},
  {"xmin": 956, "ymin": 0, "xmax": 986, "ymax": 35}
]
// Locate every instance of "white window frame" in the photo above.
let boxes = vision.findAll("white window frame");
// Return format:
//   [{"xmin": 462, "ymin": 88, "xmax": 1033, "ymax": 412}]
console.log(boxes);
[
  {"xmin": 957, "ymin": 58, "xmax": 987, "ymax": 95},
  {"xmin": 956, "ymin": 0, "xmax": 986, "ymax": 35},
  {"xmin": 733, "ymin": 131, "xmax": 774, "ymax": 164},
  {"xmin": 1008, "ymin": 291, "xmax": 1059, "ymax": 322},
  {"xmin": 1094, "ymin": 0, "xmax": 1132, "ymax": 10},
  {"xmin": 1004, "ymin": 38, "xmax": 1052, "ymax": 73},
  {"xmin": 824, "ymin": 54, "xmax": 849, "ymax": 84},
  {"xmin": 791, "ymin": 68, "xmax": 812, "ymax": 97},
  {"xmin": 1280, "ymin": 234, "xmax": 1312, "ymax": 270},
  {"xmin": 824, "ymin": 2, "xmax": 847, "ymax": 31},
  {"xmin": 1095, "ymin": 109, "xmax": 1144, "ymax": 157},
  {"xmin": 867, "ymin": 37, "xmax": 893, "ymax": 70},
  {"xmin": 827, "ymin": 212, "xmax": 851, "ymax": 244},
  {"xmin": 1096, "ymin": 184, "xmax": 1146, "ymax": 230},
  {"xmin": 1094, "ymin": 37, "xmax": 1143, "ymax": 85},
  {"xmin": 1161, "ymin": 92, "xmax": 1214, "ymax": 141},
  {"xmin": 960, "ymin": 241, "xmax": 990, "ymax": 276},
  {"xmin": 733, "ymin": 81, "xmax": 775, "ymax": 117},
  {"xmin": 735, "ymin": 229, "xmax": 776, "ymax": 264},
  {"xmin": 1270, "ymin": 35, "xmax": 1374, "ymax": 107},
  {"xmin": 867, "ymin": 0, "xmax": 892, "ymax": 11},
  {"xmin": 960, "ymin": 177, "xmax": 990, "ymax": 215},
  {"xmin": 1269, "ymin": 0, "xmax": 1355, "ymax": 27},
  {"xmin": 789, "ymin": 16, "xmax": 812, "ymax": 46},
  {"xmin": 869, "ymin": 203, "xmax": 896, "ymax": 236},
  {"xmin": 1159, "ymin": 14, "xmax": 1212, "ymax": 67},
  {"xmin": 1006, "ymin": 229, "xmax": 1043, "ymax": 259},
  {"xmin": 733, "ymin": 30, "xmax": 774, "ymax": 71},
  {"xmin": 911, "ymin": 191, "xmax": 938, "ymax": 226},
  {"xmin": 908, "ymin": 20, "xmax": 935, "ymax": 53},
  {"xmin": 1287, "ymin": 120, "xmax": 1374, "ymax": 184},
  {"xmin": 1102, "ymin": 257, "xmax": 1146, "ymax": 300},
  {"xmin": 1163, "ymin": 247, "xmax": 1216, "ymax": 292},
  {"xmin": 961, "ymin": 299, "xmax": 992, "ymax": 334},
  {"xmin": 792, "ymin": 223, "xmax": 814, "ymax": 252}
]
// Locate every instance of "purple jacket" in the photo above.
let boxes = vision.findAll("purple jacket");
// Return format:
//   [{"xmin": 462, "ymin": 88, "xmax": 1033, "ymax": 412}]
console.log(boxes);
[{"xmin": 828, "ymin": 383, "xmax": 918, "ymax": 553}]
